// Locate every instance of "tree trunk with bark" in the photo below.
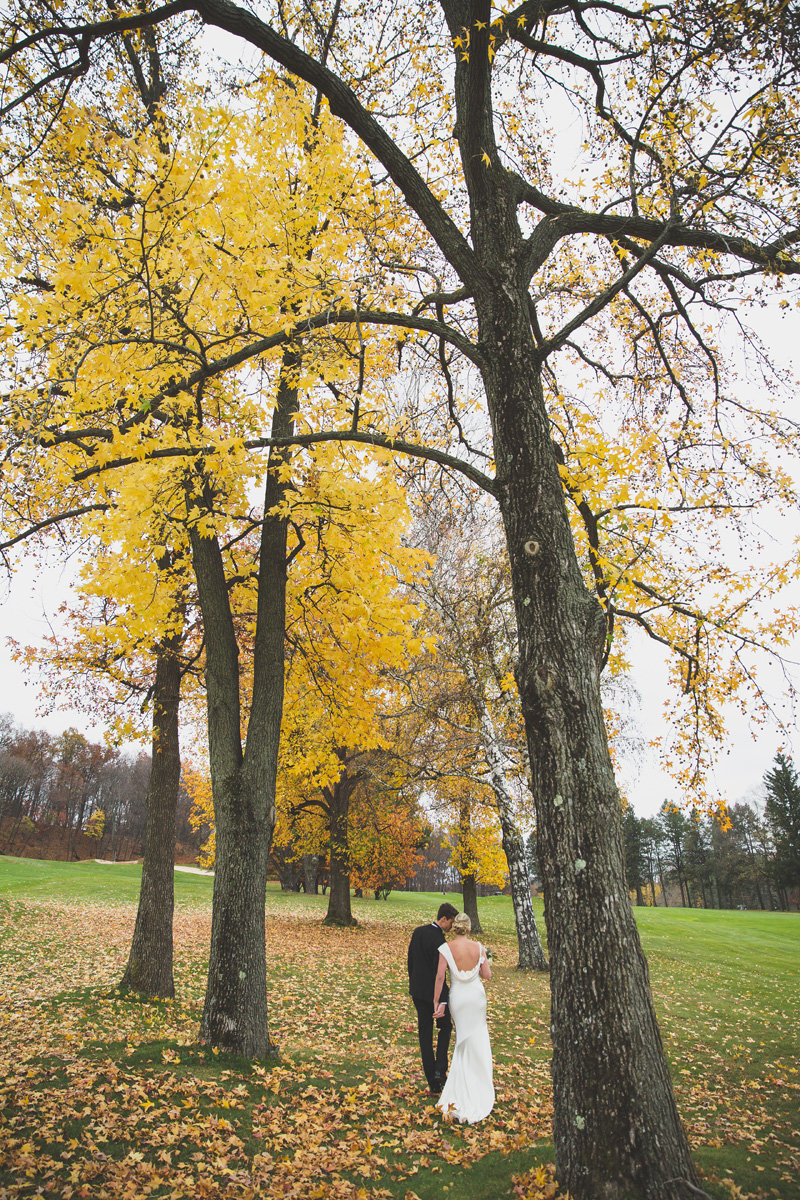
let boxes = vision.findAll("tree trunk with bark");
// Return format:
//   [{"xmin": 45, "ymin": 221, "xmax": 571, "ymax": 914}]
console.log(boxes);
[
  {"xmin": 120, "ymin": 636, "xmax": 182, "ymax": 998},
  {"xmin": 468, "ymin": 670, "xmax": 548, "ymax": 969},
  {"xmin": 460, "ymin": 869, "xmax": 482, "ymax": 933},
  {"xmin": 192, "ymin": 355, "xmax": 297, "ymax": 1057},
  {"xmin": 658, "ymin": 859, "xmax": 670, "ymax": 907},
  {"xmin": 499, "ymin": 813, "xmax": 548, "ymax": 969},
  {"xmin": 436, "ymin": 4, "xmax": 702, "ymax": 1187},
  {"xmin": 200, "ymin": 767, "xmax": 273, "ymax": 1055},
  {"xmin": 323, "ymin": 765, "xmax": 359, "ymax": 926},
  {"xmin": 276, "ymin": 856, "xmax": 301, "ymax": 891},
  {"xmin": 301, "ymin": 853, "xmax": 319, "ymax": 893},
  {"xmin": 456, "ymin": 798, "xmax": 483, "ymax": 932},
  {"xmin": 475, "ymin": 302, "xmax": 701, "ymax": 1198}
]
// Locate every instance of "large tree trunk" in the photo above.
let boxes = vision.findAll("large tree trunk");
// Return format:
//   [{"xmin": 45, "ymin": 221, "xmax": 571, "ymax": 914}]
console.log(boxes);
[
  {"xmin": 118, "ymin": 28, "xmax": 185, "ymax": 1002},
  {"xmin": 323, "ymin": 765, "xmax": 358, "ymax": 926},
  {"xmin": 440, "ymin": 5, "xmax": 701, "ymax": 1186},
  {"xmin": 200, "ymin": 769, "xmax": 273, "ymax": 1055},
  {"xmin": 480, "ymin": 317, "xmax": 700, "ymax": 1198},
  {"xmin": 192, "ymin": 354, "xmax": 297, "ymax": 1058},
  {"xmin": 191, "ymin": 522, "xmax": 277, "ymax": 1057},
  {"xmin": 120, "ymin": 637, "xmax": 182, "ymax": 998}
]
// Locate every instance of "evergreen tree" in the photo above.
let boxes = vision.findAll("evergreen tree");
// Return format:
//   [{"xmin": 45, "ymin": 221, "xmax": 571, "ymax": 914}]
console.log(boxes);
[
  {"xmin": 764, "ymin": 753, "xmax": 800, "ymax": 893},
  {"xmin": 684, "ymin": 809, "xmax": 715, "ymax": 908},
  {"xmin": 623, "ymin": 806, "xmax": 646, "ymax": 905}
]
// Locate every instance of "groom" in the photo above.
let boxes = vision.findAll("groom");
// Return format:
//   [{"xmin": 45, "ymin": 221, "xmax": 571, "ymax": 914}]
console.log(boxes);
[{"xmin": 407, "ymin": 901, "xmax": 458, "ymax": 1093}]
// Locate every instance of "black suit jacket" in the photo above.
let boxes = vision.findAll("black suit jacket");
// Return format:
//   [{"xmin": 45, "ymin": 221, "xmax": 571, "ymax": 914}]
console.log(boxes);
[{"xmin": 407, "ymin": 922, "xmax": 449, "ymax": 1004}]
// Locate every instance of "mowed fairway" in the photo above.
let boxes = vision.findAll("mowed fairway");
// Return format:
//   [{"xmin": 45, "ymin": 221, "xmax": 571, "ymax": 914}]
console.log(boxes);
[{"xmin": 0, "ymin": 859, "xmax": 798, "ymax": 1200}]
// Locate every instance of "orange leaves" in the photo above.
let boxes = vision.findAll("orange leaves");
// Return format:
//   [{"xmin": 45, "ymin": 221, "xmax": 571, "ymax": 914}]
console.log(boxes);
[
  {"xmin": 0, "ymin": 883, "xmax": 541, "ymax": 1197},
  {"xmin": 348, "ymin": 788, "xmax": 427, "ymax": 897}
]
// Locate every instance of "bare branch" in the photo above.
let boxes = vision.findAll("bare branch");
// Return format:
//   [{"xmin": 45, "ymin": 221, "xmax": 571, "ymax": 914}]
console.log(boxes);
[
  {"xmin": 538, "ymin": 219, "xmax": 678, "ymax": 358},
  {"xmin": 0, "ymin": 502, "xmax": 111, "ymax": 551}
]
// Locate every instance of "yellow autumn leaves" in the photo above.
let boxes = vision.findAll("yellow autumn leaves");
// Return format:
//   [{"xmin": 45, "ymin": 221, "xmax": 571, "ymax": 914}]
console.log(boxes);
[{"xmin": 0, "ymin": 68, "xmax": 431, "ymax": 780}]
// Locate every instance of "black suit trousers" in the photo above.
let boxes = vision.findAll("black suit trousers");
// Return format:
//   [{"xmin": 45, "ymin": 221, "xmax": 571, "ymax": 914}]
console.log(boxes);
[{"xmin": 412, "ymin": 996, "xmax": 452, "ymax": 1088}]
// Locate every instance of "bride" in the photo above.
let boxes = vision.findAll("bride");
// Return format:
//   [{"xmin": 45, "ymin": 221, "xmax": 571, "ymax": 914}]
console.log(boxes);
[{"xmin": 432, "ymin": 911, "xmax": 494, "ymax": 1123}]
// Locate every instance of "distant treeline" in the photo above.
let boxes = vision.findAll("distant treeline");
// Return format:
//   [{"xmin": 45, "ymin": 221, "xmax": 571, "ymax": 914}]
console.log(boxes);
[
  {"xmin": 0, "ymin": 714, "xmax": 204, "ymax": 862},
  {"xmin": 618, "ymin": 754, "xmax": 800, "ymax": 911}
]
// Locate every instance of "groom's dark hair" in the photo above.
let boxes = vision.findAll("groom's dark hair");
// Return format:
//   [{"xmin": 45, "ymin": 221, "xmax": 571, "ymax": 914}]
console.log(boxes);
[{"xmin": 437, "ymin": 902, "xmax": 459, "ymax": 920}]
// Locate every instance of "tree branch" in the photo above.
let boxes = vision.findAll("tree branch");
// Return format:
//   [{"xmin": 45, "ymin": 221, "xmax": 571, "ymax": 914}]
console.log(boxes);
[
  {"xmin": 34, "ymin": 305, "xmax": 483, "ymax": 448},
  {"xmin": 517, "ymin": 182, "xmax": 800, "ymax": 275},
  {"xmin": 70, "ymin": 428, "xmax": 498, "ymax": 495},
  {"xmin": 537, "ymin": 219, "xmax": 678, "ymax": 358},
  {"xmin": 0, "ymin": 503, "xmax": 111, "ymax": 552}
]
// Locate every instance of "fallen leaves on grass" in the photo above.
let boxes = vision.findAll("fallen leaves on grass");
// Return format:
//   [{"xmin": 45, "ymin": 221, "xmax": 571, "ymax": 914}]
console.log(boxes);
[
  {"xmin": 0, "ymin": 898, "xmax": 551, "ymax": 1199},
  {"xmin": 1, "ymin": 894, "xmax": 798, "ymax": 1200}
]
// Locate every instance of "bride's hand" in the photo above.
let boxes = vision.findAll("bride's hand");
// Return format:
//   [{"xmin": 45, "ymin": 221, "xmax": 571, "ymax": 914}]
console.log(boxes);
[{"xmin": 433, "ymin": 1002, "xmax": 446, "ymax": 1018}]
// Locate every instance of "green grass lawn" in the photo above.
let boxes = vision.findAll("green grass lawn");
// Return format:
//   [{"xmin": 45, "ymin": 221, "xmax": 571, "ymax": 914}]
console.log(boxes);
[
  {"xmin": 0, "ymin": 856, "xmax": 798, "ymax": 1200},
  {"xmin": 0, "ymin": 855, "xmax": 215, "ymax": 906}
]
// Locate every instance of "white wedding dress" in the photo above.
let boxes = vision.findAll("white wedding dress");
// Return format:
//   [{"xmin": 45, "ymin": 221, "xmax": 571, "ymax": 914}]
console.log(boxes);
[{"xmin": 436, "ymin": 942, "xmax": 494, "ymax": 1123}]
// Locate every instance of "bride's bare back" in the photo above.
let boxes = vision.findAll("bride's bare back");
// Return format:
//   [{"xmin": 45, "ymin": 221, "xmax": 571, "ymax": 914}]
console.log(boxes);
[{"xmin": 448, "ymin": 935, "xmax": 482, "ymax": 972}]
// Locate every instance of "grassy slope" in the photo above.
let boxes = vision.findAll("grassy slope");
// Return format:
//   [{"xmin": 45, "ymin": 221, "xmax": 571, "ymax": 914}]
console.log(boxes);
[
  {"xmin": 0, "ymin": 856, "xmax": 214, "ymax": 905},
  {"xmin": 0, "ymin": 856, "xmax": 798, "ymax": 1200}
]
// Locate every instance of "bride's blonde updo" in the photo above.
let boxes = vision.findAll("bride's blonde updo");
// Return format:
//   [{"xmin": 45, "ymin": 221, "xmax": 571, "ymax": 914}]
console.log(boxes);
[{"xmin": 452, "ymin": 912, "xmax": 471, "ymax": 936}]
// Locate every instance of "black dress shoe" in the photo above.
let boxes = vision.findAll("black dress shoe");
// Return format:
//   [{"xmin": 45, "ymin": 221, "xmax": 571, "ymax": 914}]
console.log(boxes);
[{"xmin": 430, "ymin": 1076, "xmax": 444, "ymax": 1094}]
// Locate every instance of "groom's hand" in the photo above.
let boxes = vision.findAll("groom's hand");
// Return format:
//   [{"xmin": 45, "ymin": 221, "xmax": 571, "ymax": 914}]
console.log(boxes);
[{"xmin": 433, "ymin": 1002, "xmax": 446, "ymax": 1019}]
